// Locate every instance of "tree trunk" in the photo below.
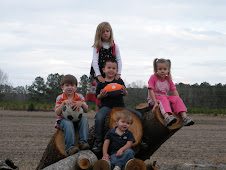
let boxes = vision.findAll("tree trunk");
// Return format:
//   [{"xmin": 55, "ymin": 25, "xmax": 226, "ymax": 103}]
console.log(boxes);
[
  {"xmin": 42, "ymin": 150, "xmax": 97, "ymax": 170},
  {"xmin": 36, "ymin": 126, "xmax": 79, "ymax": 170},
  {"xmin": 37, "ymin": 103, "xmax": 182, "ymax": 168},
  {"xmin": 134, "ymin": 103, "xmax": 183, "ymax": 160},
  {"xmin": 124, "ymin": 158, "xmax": 146, "ymax": 170}
]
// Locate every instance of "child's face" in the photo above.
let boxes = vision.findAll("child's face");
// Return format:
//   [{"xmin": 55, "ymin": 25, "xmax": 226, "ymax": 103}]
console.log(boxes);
[
  {"xmin": 116, "ymin": 118, "xmax": 132, "ymax": 132},
  {"xmin": 101, "ymin": 27, "xmax": 111, "ymax": 42},
  {"xmin": 157, "ymin": 63, "xmax": 169, "ymax": 80},
  {"xmin": 103, "ymin": 61, "xmax": 118, "ymax": 79},
  {"xmin": 61, "ymin": 83, "xmax": 77, "ymax": 96}
]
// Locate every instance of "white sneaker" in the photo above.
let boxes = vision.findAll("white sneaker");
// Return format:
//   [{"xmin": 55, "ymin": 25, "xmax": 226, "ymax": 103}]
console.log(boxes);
[
  {"xmin": 113, "ymin": 166, "xmax": 121, "ymax": 170},
  {"xmin": 183, "ymin": 116, "xmax": 194, "ymax": 126}
]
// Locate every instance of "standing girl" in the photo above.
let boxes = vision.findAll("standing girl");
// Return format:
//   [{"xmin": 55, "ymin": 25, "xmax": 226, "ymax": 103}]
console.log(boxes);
[
  {"xmin": 147, "ymin": 58, "xmax": 194, "ymax": 127},
  {"xmin": 86, "ymin": 22, "xmax": 122, "ymax": 111}
]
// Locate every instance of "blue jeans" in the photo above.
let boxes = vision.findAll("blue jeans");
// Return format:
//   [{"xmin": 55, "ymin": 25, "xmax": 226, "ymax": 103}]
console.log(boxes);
[
  {"xmin": 93, "ymin": 106, "xmax": 143, "ymax": 139},
  {"xmin": 59, "ymin": 116, "xmax": 89, "ymax": 153},
  {"xmin": 110, "ymin": 148, "xmax": 134, "ymax": 169}
]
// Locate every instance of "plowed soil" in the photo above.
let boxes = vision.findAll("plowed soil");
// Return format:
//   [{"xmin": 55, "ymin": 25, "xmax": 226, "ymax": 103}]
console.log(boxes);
[{"xmin": 0, "ymin": 110, "xmax": 226, "ymax": 170}]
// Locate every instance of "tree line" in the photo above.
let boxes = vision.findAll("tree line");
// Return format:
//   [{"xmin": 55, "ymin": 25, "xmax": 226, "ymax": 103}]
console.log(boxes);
[{"xmin": 0, "ymin": 72, "xmax": 226, "ymax": 110}]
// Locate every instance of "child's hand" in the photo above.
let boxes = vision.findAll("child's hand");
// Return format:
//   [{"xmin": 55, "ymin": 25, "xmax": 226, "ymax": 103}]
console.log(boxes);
[
  {"xmin": 121, "ymin": 85, "xmax": 127, "ymax": 95},
  {"xmin": 97, "ymin": 75, "xmax": 105, "ymax": 83},
  {"xmin": 100, "ymin": 89, "xmax": 108, "ymax": 98},
  {"xmin": 71, "ymin": 101, "xmax": 83, "ymax": 112},
  {"xmin": 116, "ymin": 149, "xmax": 123, "ymax": 157},
  {"xmin": 63, "ymin": 99, "xmax": 74, "ymax": 106},
  {"xmin": 152, "ymin": 103, "xmax": 158, "ymax": 113},
  {"xmin": 102, "ymin": 153, "xmax": 110, "ymax": 161},
  {"xmin": 115, "ymin": 74, "xmax": 121, "ymax": 80}
]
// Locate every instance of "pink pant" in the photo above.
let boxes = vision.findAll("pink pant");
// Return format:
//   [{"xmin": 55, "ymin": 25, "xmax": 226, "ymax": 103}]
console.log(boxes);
[{"xmin": 156, "ymin": 95, "xmax": 187, "ymax": 116}]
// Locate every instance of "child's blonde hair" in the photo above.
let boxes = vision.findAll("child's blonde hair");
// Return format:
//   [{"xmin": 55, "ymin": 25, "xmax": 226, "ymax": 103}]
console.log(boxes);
[
  {"xmin": 153, "ymin": 58, "xmax": 172, "ymax": 81},
  {"xmin": 116, "ymin": 110, "xmax": 133, "ymax": 124},
  {"xmin": 93, "ymin": 22, "xmax": 114, "ymax": 49}
]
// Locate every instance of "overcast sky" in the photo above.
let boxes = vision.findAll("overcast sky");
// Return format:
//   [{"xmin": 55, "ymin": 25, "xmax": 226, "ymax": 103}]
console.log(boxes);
[{"xmin": 1, "ymin": 0, "xmax": 226, "ymax": 87}]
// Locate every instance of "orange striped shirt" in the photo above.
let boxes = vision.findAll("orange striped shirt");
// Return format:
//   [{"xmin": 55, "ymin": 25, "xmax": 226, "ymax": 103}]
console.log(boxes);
[{"xmin": 54, "ymin": 92, "xmax": 87, "ymax": 129}]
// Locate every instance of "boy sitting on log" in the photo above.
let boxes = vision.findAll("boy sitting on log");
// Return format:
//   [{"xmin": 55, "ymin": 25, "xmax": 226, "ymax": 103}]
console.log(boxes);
[
  {"xmin": 102, "ymin": 110, "xmax": 135, "ymax": 170},
  {"xmin": 54, "ymin": 74, "xmax": 90, "ymax": 156},
  {"xmin": 92, "ymin": 58, "xmax": 143, "ymax": 153}
]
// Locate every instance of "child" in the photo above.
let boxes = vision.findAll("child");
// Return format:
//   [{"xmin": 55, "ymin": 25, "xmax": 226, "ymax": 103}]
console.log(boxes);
[
  {"xmin": 55, "ymin": 74, "xmax": 90, "ymax": 156},
  {"xmin": 147, "ymin": 58, "xmax": 194, "ymax": 127},
  {"xmin": 86, "ymin": 21, "xmax": 122, "ymax": 111},
  {"xmin": 92, "ymin": 58, "xmax": 142, "ymax": 153},
  {"xmin": 102, "ymin": 110, "xmax": 135, "ymax": 170}
]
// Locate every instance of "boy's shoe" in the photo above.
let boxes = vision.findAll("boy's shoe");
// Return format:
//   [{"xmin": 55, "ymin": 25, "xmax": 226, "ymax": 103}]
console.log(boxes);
[
  {"xmin": 68, "ymin": 146, "xmax": 80, "ymax": 156},
  {"xmin": 113, "ymin": 166, "xmax": 121, "ymax": 170},
  {"xmin": 164, "ymin": 115, "xmax": 177, "ymax": 127},
  {"xmin": 183, "ymin": 116, "xmax": 194, "ymax": 126},
  {"xmin": 79, "ymin": 143, "xmax": 90, "ymax": 150},
  {"xmin": 92, "ymin": 139, "xmax": 103, "ymax": 153}
]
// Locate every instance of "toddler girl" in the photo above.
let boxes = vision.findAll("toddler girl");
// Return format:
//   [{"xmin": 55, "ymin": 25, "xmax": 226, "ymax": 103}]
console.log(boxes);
[{"xmin": 147, "ymin": 58, "xmax": 194, "ymax": 127}]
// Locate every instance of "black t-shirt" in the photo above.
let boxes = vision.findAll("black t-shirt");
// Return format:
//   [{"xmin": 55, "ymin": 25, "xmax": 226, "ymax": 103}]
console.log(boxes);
[
  {"xmin": 104, "ymin": 127, "xmax": 135, "ymax": 154},
  {"xmin": 96, "ymin": 78, "xmax": 125, "ymax": 108}
]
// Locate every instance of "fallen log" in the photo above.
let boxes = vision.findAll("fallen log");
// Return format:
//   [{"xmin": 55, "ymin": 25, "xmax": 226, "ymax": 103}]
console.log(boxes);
[
  {"xmin": 42, "ymin": 150, "xmax": 97, "ymax": 170},
  {"xmin": 36, "ymin": 125, "xmax": 79, "ymax": 169},
  {"xmin": 125, "ymin": 158, "xmax": 146, "ymax": 170},
  {"xmin": 134, "ymin": 103, "xmax": 183, "ymax": 160},
  {"xmin": 93, "ymin": 159, "xmax": 111, "ymax": 170},
  {"xmin": 37, "ymin": 103, "xmax": 182, "ymax": 168}
]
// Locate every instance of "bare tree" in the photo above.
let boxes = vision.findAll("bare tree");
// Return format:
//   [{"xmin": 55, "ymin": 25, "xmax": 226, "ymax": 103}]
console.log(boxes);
[{"xmin": 0, "ymin": 69, "xmax": 8, "ymax": 85}]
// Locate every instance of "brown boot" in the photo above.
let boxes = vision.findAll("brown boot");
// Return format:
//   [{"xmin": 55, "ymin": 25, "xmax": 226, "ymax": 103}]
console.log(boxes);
[
  {"xmin": 68, "ymin": 146, "xmax": 80, "ymax": 156},
  {"xmin": 79, "ymin": 143, "xmax": 90, "ymax": 150}
]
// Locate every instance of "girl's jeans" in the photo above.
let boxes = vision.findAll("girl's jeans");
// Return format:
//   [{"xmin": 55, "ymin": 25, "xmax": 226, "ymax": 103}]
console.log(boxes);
[
  {"xmin": 110, "ymin": 148, "xmax": 134, "ymax": 168},
  {"xmin": 93, "ymin": 106, "xmax": 143, "ymax": 139},
  {"xmin": 59, "ymin": 117, "xmax": 89, "ymax": 153}
]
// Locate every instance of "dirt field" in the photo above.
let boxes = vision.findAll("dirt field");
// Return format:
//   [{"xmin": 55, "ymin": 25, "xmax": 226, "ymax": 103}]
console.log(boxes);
[{"xmin": 0, "ymin": 110, "xmax": 226, "ymax": 170}]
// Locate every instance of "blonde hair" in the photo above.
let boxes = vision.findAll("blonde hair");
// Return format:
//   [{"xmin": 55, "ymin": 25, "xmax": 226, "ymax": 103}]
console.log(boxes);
[
  {"xmin": 116, "ymin": 110, "xmax": 133, "ymax": 124},
  {"xmin": 153, "ymin": 58, "xmax": 172, "ymax": 81},
  {"xmin": 93, "ymin": 22, "xmax": 114, "ymax": 49}
]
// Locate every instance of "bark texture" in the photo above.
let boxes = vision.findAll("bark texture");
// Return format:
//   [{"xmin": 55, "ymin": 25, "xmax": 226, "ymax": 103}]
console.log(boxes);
[{"xmin": 42, "ymin": 150, "xmax": 97, "ymax": 170}]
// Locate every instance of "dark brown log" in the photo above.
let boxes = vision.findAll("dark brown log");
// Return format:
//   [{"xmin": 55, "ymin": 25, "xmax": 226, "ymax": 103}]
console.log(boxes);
[
  {"xmin": 93, "ymin": 159, "xmax": 111, "ymax": 170},
  {"xmin": 125, "ymin": 158, "xmax": 146, "ymax": 170},
  {"xmin": 36, "ymin": 125, "xmax": 79, "ymax": 169},
  {"xmin": 135, "ymin": 103, "xmax": 182, "ymax": 160}
]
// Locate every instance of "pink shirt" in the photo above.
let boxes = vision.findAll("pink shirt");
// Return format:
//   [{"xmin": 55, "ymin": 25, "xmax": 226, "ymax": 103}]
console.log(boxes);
[{"xmin": 147, "ymin": 74, "xmax": 176, "ymax": 105}]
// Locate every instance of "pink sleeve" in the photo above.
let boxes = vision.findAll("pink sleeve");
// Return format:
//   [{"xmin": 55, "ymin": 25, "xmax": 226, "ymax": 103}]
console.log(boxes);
[
  {"xmin": 148, "ymin": 75, "xmax": 156, "ymax": 90},
  {"xmin": 169, "ymin": 79, "xmax": 176, "ymax": 91}
]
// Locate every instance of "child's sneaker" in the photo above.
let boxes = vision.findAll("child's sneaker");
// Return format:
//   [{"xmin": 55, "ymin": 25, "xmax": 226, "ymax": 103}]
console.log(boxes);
[
  {"xmin": 164, "ymin": 115, "xmax": 177, "ymax": 127},
  {"xmin": 183, "ymin": 116, "xmax": 194, "ymax": 126},
  {"xmin": 113, "ymin": 166, "xmax": 121, "ymax": 170},
  {"xmin": 92, "ymin": 139, "xmax": 103, "ymax": 153},
  {"xmin": 79, "ymin": 143, "xmax": 90, "ymax": 150},
  {"xmin": 68, "ymin": 146, "xmax": 80, "ymax": 156}
]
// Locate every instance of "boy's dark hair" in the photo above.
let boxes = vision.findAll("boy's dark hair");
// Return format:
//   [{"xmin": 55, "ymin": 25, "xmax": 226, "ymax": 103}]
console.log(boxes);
[
  {"xmin": 103, "ymin": 58, "xmax": 118, "ymax": 68},
  {"xmin": 60, "ymin": 74, "xmax": 78, "ymax": 86}
]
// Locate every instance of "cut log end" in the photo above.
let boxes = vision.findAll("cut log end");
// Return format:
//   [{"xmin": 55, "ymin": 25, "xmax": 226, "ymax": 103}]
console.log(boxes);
[
  {"xmin": 155, "ymin": 107, "xmax": 183, "ymax": 130},
  {"xmin": 93, "ymin": 159, "xmax": 111, "ymax": 170},
  {"xmin": 135, "ymin": 103, "xmax": 151, "ymax": 114},
  {"xmin": 109, "ymin": 108, "xmax": 143, "ymax": 146},
  {"xmin": 125, "ymin": 158, "xmax": 146, "ymax": 170},
  {"xmin": 77, "ymin": 157, "xmax": 90, "ymax": 169}
]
